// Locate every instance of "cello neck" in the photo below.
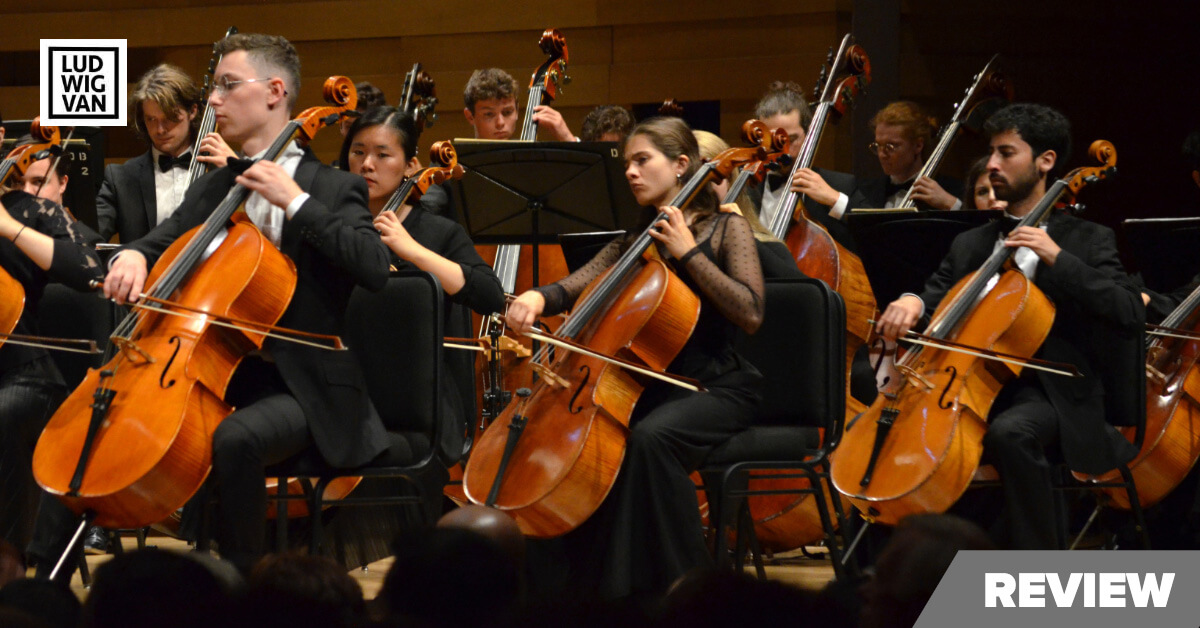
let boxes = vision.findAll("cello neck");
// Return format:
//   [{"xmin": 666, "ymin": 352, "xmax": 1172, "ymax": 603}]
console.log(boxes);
[
  {"xmin": 722, "ymin": 169, "xmax": 755, "ymax": 204},
  {"xmin": 925, "ymin": 178, "xmax": 1070, "ymax": 342},
  {"xmin": 147, "ymin": 120, "xmax": 305, "ymax": 304},
  {"xmin": 558, "ymin": 163, "xmax": 717, "ymax": 339}
]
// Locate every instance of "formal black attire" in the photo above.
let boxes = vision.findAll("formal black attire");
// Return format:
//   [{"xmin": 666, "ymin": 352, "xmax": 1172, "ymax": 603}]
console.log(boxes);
[
  {"xmin": 746, "ymin": 168, "xmax": 868, "ymax": 253},
  {"xmin": 531, "ymin": 210, "xmax": 764, "ymax": 598},
  {"xmin": 0, "ymin": 191, "xmax": 102, "ymax": 552},
  {"xmin": 94, "ymin": 151, "xmax": 158, "ymax": 242},
  {"xmin": 853, "ymin": 174, "xmax": 964, "ymax": 210},
  {"xmin": 915, "ymin": 211, "xmax": 1142, "ymax": 548},
  {"xmin": 30, "ymin": 148, "xmax": 392, "ymax": 573}
]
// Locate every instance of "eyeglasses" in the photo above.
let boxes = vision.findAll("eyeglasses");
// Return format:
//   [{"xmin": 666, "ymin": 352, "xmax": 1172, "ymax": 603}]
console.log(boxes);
[
  {"xmin": 212, "ymin": 76, "xmax": 277, "ymax": 96},
  {"xmin": 868, "ymin": 142, "xmax": 901, "ymax": 155}
]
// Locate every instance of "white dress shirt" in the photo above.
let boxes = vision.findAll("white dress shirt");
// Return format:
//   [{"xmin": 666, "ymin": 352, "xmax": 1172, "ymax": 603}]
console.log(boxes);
[
  {"xmin": 242, "ymin": 140, "xmax": 310, "ymax": 249},
  {"xmin": 151, "ymin": 147, "xmax": 193, "ymax": 226}
]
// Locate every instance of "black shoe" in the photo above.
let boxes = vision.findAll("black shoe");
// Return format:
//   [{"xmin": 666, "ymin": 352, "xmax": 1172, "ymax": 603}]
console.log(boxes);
[{"xmin": 83, "ymin": 526, "xmax": 109, "ymax": 555}]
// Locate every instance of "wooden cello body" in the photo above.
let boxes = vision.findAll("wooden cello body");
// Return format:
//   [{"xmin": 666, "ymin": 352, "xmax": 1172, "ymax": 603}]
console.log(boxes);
[
  {"xmin": 1080, "ymin": 288, "xmax": 1200, "ymax": 508},
  {"xmin": 831, "ymin": 140, "xmax": 1117, "ymax": 525},
  {"xmin": 831, "ymin": 268, "xmax": 1054, "ymax": 524},
  {"xmin": 0, "ymin": 268, "xmax": 25, "ymax": 347},
  {"xmin": 34, "ymin": 216, "xmax": 295, "ymax": 527},
  {"xmin": 33, "ymin": 77, "xmax": 356, "ymax": 529},
  {"xmin": 464, "ymin": 252, "xmax": 698, "ymax": 536}
]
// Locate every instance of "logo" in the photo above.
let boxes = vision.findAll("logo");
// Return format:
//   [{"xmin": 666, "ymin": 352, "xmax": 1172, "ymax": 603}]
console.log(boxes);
[{"xmin": 40, "ymin": 39, "xmax": 127, "ymax": 126}]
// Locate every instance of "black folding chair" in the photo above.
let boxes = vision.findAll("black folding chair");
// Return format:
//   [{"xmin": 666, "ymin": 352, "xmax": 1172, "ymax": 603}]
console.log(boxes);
[{"xmin": 699, "ymin": 277, "xmax": 853, "ymax": 582}]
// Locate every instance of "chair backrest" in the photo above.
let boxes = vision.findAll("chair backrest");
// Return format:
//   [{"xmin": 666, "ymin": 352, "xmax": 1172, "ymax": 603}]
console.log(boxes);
[
  {"xmin": 345, "ymin": 271, "xmax": 443, "ymax": 454},
  {"xmin": 733, "ymin": 277, "xmax": 846, "ymax": 442},
  {"xmin": 34, "ymin": 284, "xmax": 115, "ymax": 387}
]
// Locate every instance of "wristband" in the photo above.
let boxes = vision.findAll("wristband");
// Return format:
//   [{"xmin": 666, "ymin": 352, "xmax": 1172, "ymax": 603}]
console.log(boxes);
[{"xmin": 11, "ymin": 224, "xmax": 28, "ymax": 244}]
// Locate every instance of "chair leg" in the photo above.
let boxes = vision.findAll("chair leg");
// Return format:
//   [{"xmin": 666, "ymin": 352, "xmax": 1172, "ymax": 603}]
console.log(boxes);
[
  {"xmin": 1118, "ymin": 465, "xmax": 1152, "ymax": 549},
  {"xmin": 136, "ymin": 527, "xmax": 148, "ymax": 550},
  {"xmin": 811, "ymin": 473, "xmax": 847, "ymax": 583},
  {"xmin": 1069, "ymin": 503, "xmax": 1103, "ymax": 550},
  {"xmin": 274, "ymin": 477, "xmax": 289, "ymax": 554},
  {"xmin": 310, "ymin": 478, "xmax": 327, "ymax": 554},
  {"xmin": 737, "ymin": 502, "xmax": 767, "ymax": 580}
]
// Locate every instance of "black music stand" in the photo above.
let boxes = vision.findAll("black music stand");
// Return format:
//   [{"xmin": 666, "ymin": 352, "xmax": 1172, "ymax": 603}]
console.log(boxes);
[
  {"xmin": 845, "ymin": 209, "xmax": 1003, "ymax": 305},
  {"xmin": 1122, "ymin": 217, "xmax": 1200, "ymax": 293},
  {"xmin": 558, "ymin": 230, "xmax": 626, "ymax": 273}
]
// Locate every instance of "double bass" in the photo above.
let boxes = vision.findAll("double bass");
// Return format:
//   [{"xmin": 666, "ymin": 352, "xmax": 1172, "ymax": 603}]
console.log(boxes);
[
  {"xmin": 186, "ymin": 26, "xmax": 239, "ymax": 186},
  {"xmin": 462, "ymin": 145, "xmax": 765, "ymax": 537},
  {"xmin": 830, "ymin": 141, "xmax": 1117, "ymax": 524},
  {"xmin": 466, "ymin": 27, "xmax": 572, "ymax": 461},
  {"xmin": 763, "ymin": 34, "xmax": 875, "ymax": 425},
  {"xmin": 893, "ymin": 56, "xmax": 1013, "ymax": 210},
  {"xmin": 32, "ymin": 77, "xmax": 358, "ymax": 530}
]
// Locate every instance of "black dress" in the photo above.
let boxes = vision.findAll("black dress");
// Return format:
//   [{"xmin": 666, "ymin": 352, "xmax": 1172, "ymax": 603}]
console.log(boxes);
[
  {"xmin": 0, "ymin": 191, "xmax": 103, "ymax": 551},
  {"xmin": 533, "ymin": 210, "xmax": 764, "ymax": 598}
]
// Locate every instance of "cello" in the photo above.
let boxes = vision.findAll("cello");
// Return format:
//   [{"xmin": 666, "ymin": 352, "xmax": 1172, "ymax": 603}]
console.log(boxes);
[
  {"xmin": 462, "ymin": 144, "xmax": 765, "ymax": 537},
  {"xmin": 830, "ymin": 141, "xmax": 1117, "ymax": 525},
  {"xmin": 1077, "ymin": 284, "xmax": 1200, "ymax": 508},
  {"xmin": 32, "ymin": 77, "xmax": 357, "ymax": 530}
]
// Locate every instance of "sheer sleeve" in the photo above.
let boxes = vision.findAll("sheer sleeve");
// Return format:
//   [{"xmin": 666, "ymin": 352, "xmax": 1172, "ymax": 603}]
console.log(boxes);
[
  {"xmin": 683, "ymin": 213, "xmax": 764, "ymax": 333},
  {"xmin": 534, "ymin": 238, "xmax": 625, "ymax": 316},
  {"xmin": 30, "ymin": 195, "xmax": 104, "ymax": 290}
]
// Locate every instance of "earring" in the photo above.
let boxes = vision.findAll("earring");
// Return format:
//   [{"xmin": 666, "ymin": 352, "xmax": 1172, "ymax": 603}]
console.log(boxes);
[{"xmin": 676, "ymin": 173, "xmax": 682, "ymax": 181}]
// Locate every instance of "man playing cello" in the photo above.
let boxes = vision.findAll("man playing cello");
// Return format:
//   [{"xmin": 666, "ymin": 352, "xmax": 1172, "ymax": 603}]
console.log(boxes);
[
  {"xmin": 31, "ymin": 33, "xmax": 390, "ymax": 576},
  {"xmin": 874, "ymin": 104, "xmax": 1143, "ymax": 549}
]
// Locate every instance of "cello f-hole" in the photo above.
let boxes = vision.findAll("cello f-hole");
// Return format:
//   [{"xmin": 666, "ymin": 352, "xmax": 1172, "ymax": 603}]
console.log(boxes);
[
  {"xmin": 569, "ymin": 364, "xmax": 591, "ymax": 414},
  {"xmin": 937, "ymin": 366, "xmax": 958, "ymax": 410},
  {"xmin": 159, "ymin": 336, "xmax": 183, "ymax": 389}
]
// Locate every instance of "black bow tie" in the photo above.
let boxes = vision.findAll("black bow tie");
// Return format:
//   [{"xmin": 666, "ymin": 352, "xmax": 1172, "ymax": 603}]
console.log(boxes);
[
  {"xmin": 884, "ymin": 178, "xmax": 913, "ymax": 198},
  {"xmin": 158, "ymin": 152, "xmax": 191, "ymax": 173}
]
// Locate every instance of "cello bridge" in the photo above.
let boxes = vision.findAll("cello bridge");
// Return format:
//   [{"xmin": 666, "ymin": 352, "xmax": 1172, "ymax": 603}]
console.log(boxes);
[
  {"xmin": 111, "ymin": 336, "xmax": 156, "ymax": 365},
  {"xmin": 531, "ymin": 363, "xmax": 569, "ymax": 389},
  {"xmin": 895, "ymin": 364, "xmax": 934, "ymax": 390}
]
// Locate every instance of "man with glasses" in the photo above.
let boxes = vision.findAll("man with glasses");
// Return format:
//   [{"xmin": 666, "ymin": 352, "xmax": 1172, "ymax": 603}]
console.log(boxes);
[
  {"xmin": 746, "ymin": 81, "xmax": 868, "ymax": 252},
  {"xmin": 95, "ymin": 64, "xmax": 237, "ymax": 244},
  {"xmin": 31, "ymin": 33, "xmax": 391, "ymax": 577},
  {"xmin": 855, "ymin": 101, "xmax": 963, "ymax": 210}
]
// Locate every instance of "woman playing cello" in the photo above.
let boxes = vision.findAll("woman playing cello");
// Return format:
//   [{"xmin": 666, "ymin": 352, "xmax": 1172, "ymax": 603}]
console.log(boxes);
[
  {"xmin": 0, "ymin": 143, "xmax": 103, "ymax": 558},
  {"xmin": 341, "ymin": 105, "xmax": 504, "ymax": 479},
  {"xmin": 505, "ymin": 116, "xmax": 764, "ymax": 597}
]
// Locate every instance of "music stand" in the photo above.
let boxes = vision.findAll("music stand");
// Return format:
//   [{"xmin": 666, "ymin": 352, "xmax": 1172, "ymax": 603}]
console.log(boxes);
[
  {"xmin": 558, "ymin": 230, "xmax": 625, "ymax": 273},
  {"xmin": 846, "ymin": 209, "xmax": 1002, "ymax": 305},
  {"xmin": 1121, "ymin": 217, "xmax": 1200, "ymax": 293},
  {"xmin": 446, "ymin": 139, "xmax": 641, "ymax": 288}
]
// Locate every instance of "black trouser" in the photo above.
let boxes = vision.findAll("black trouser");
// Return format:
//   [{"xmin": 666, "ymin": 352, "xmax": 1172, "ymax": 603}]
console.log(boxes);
[
  {"xmin": 981, "ymin": 377, "xmax": 1062, "ymax": 550},
  {"xmin": 0, "ymin": 371, "xmax": 66, "ymax": 552}
]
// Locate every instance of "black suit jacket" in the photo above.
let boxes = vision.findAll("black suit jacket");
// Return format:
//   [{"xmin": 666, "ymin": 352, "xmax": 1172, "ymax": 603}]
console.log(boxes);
[
  {"xmin": 1145, "ymin": 271, "xmax": 1200, "ymax": 324},
  {"xmin": 95, "ymin": 151, "xmax": 158, "ymax": 242},
  {"xmin": 917, "ymin": 212, "xmax": 1143, "ymax": 473},
  {"xmin": 853, "ymin": 174, "xmax": 964, "ymax": 210},
  {"xmin": 747, "ymin": 167, "xmax": 868, "ymax": 253},
  {"xmin": 124, "ymin": 150, "xmax": 392, "ymax": 468}
]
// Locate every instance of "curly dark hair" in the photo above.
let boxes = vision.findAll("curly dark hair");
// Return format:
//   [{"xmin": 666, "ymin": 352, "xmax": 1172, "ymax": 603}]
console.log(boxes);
[{"xmin": 982, "ymin": 103, "xmax": 1072, "ymax": 178}]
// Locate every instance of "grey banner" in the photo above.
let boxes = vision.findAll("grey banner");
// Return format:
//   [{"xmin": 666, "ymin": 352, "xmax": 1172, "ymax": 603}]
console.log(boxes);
[{"xmin": 917, "ymin": 551, "xmax": 1200, "ymax": 627}]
